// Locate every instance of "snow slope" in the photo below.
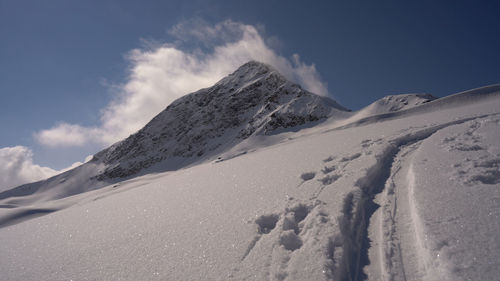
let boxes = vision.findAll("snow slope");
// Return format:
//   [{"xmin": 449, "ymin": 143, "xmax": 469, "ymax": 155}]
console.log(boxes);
[
  {"xmin": 0, "ymin": 64, "xmax": 499, "ymax": 280},
  {"xmin": 0, "ymin": 61, "xmax": 349, "ymax": 207},
  {"xmin": 355, "ymin": 93, "xmax": 437, "ymax": 118}
]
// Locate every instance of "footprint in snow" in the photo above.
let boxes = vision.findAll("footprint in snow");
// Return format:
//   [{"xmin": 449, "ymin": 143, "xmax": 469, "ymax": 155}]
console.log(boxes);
[
  {"xmin": 339, "ymin": 152, "xmax": 361, "ymax": 162},
  {"xmin": 279, "ymin": 204, "xmax": 310, "ymax": 251},
  {"xmin": 321, "ymin": 165, "xmax": 336, "ymax": 174},
  {"xmin": 323, "ymin": 156, "xmax": 336, "ymax": 163},
  {"xmin": 282, "ymin": 204, "xmax": 309, "ymax": 234},
  {"xmin": 279, "ymin": 230, "xmax": 302, "ymax": 251},
  {"xmin": 255, "ymin": 214, "xmax": 279, "ymax": 234},
  {"xmin": 361, "ymin": 139, "xmax": 371, "ymax": 148},
  {"xmin": 300, "ymin": 172, "xmax": 316, "ymax": 181},
  {"xmin": 241, "ymin": 214, "xmax": 280, "ymax": 261},
  {"xmin": 318, "ymin": 174, "xmax": 341, "ymax": 185}
]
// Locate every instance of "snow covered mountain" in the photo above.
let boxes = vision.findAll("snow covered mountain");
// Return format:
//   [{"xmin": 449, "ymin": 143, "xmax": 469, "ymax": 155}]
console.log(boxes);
[
  {"xmin": 0, "ymin": 62, "xmax": 499, "ymax": 281},
  {"xmin": 92, "ymin": 61, "xmax": 349, "ymax": 180},
  {"xmin": 0, "ymin": 61, "xmax": 348, "ymax": 203}
]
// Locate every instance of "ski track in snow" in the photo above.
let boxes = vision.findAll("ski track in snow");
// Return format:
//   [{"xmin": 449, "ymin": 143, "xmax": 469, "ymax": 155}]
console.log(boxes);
[
  {"xmin": 329, "ymin": 113, "xmax": 499, "ymax": 281},
  {"xmin": 230, "ymin": 112, "xmax": 500, "ymax": 281},
  {"xmin": 1, "ymin": 84, "xmax": 499, "ymax": 281}
]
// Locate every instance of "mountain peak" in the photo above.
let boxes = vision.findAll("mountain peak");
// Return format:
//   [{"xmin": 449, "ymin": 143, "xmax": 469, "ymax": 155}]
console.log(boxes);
[
  {"xmin": 91, "ymin": 61, "xmax": 349, "ymax": 179},
  {"xmin": 214, "ymin": 60, "xmax": 282, "ymax": 89},
  {"xmin": 236, "ymin": 60, "xmax": 275, "ymax": 73},
  {"xmin": 239, "ymin": 60, "xmax": 273, "ymax": 70}
]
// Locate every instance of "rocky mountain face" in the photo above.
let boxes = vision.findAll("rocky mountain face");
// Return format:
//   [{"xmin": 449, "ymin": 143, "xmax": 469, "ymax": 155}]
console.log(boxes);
[{"xmin": 92, "ymin": 61, "xmax": 349, "ymax": 179}]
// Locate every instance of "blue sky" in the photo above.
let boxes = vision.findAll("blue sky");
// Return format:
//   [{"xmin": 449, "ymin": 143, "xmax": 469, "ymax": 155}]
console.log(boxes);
[{"xmin": 0, "ymin": 0, "xmax": 499, "ymax": 188}]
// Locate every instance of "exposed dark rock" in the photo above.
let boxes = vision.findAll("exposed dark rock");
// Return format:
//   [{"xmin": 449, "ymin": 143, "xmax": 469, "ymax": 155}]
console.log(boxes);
[{"xmin": 92, "ymin": 61, "xmax": 349, "ymax": 179}]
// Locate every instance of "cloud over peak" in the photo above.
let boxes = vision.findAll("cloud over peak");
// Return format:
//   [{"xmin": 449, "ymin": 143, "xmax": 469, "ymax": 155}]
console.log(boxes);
[{"xmin": 34, "ymin": 19, "xmax": 329, "ymax": 148}]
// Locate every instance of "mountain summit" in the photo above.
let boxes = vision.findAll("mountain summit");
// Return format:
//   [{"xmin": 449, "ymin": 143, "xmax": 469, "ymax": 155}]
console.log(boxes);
[
  {"xmin": 92, "ymin": 61, "xmax": 349, "ymax": 179},
  {"xmin": 0, "ymin": 61, "xmax": 351, "ymax": 203}
]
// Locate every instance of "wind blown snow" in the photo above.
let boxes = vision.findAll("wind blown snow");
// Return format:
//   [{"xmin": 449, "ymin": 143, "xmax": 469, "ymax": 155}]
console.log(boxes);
[{"xmin": 34, "ymin": 19, "xmax": 329, "ymax": 148}]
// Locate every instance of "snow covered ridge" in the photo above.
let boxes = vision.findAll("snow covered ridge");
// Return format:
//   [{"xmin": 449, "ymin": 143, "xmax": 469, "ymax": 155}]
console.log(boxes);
[
  {"xmin": 360, "ymin": 93, "xmax": 437, "ymax": 116},
  {"xmin": 338, "ymin": 84, "xmax": 500, "ymax": 130},
  {"xmin": 91, "ymin": 61, "xmax": 350, "ymax": 180}
]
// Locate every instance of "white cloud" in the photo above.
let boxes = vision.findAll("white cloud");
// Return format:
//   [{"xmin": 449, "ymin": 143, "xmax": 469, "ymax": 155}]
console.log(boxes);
[
  {"xmin": 34, "ymin": 19, "xmax": 329, "ymax": 148},
  {"xmin": 0, "ymin": 146, "xmax": 57, "ymax": 192},
  {"xmin": 35, "ymin": 123, "xmax": 102, "ymax": 147},
  {"xmin": 0, "ymin": 146, "xmax": 93, "ymax": 192}
]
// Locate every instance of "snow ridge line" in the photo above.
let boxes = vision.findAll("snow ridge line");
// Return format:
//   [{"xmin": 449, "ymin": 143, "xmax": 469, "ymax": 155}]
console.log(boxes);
[{"xmin": 334, "ymin": 114, "xmax": 496, "ymax": 281}]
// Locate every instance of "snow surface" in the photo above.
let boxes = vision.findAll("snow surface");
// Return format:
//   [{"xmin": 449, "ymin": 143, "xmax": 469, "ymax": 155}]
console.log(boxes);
[
  {"xmin": 0, "ymin": 68, "xmax": 499, "ymax": 280},
  {"xmin": 353, "ymin": 93, "xmax": 437, "ymax": 119}
]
